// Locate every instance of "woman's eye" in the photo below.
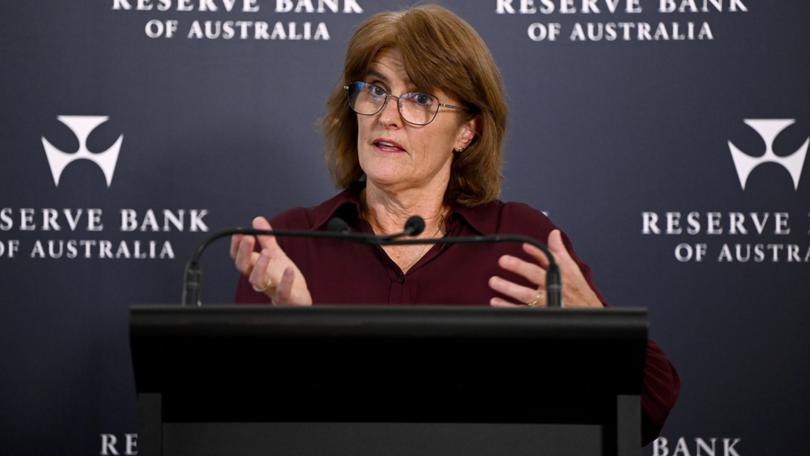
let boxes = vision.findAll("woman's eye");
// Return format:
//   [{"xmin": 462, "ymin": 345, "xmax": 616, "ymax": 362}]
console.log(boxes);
[
  {"xmin": 368, "ymin": 84, "xmax": 387, "ymax": 97},
  {"xmin": 413, "ymin": 93, "xmax": 432, "ymax": 106}
]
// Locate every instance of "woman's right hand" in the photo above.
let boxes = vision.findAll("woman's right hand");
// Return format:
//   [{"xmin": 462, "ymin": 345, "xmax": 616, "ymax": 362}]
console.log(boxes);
[{"xmin": 229, "ymin": 216, "xmax": 313, "ymax": 305}]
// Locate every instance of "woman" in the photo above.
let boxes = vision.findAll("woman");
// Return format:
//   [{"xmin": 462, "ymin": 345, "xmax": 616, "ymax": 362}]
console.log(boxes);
[{"xmin": 231, "ymin": 4, "xmax": 678, "ymax": 444}]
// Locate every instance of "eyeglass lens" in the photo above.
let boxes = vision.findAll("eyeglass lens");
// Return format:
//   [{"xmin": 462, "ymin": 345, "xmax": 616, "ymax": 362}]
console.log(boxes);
[{"xmin": 348, "ymin": 82, "xmax": 439, "ymax": 125}]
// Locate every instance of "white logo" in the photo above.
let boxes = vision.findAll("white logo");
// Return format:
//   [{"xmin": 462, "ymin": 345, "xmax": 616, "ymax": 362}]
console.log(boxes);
[
  {"xmin": 100, "ymin": 433, "xmax": 137, "ymax": 455},
  {"xmin": 41, "ymin": 116, "xmax": 123, "ymax": 187},
  {"xmin": 727, "ymin": 119, "xmax": 808, "ymax": 190},
  {"xmin": 653, "ymin": 437, "xmax": 741, "ymax": 456}
]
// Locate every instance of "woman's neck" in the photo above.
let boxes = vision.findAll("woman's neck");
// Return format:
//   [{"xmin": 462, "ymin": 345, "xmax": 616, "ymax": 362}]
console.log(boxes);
[{"xmin": 362, "ymin": 182, "xmax": 448, "ymax": 237}]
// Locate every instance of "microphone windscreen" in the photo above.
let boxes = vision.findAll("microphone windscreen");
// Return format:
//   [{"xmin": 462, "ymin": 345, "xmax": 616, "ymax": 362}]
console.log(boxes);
[
  {"xmin": 404, "ymin": 215, "xmax": 426, "ymax": 236},
  {"xmin": 326, "ymin": 217, "xmax": 351, "ymax": 234}
]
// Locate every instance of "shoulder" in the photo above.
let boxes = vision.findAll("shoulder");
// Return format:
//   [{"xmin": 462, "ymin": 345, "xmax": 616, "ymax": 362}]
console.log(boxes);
[
  {"xmin": 454, "ymin": 200, "xmax": 557, "ymax": 237},
  {"xmin": 497, "ymin": 201, "xmax": 556, "ymax": 235},
  {"xmin": 268, "ymin": 206, "xmax": 311, "ymax": 230},
  {"xmin": 268, "ymin": 189, "xmax": 360, "ymax": 230}
]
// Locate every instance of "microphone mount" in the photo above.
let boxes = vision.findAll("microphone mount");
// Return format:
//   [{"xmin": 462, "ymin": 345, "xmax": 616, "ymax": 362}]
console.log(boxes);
[{"xmin": 182, "ymin": 217, "xmax": 562, "ymax": 308}]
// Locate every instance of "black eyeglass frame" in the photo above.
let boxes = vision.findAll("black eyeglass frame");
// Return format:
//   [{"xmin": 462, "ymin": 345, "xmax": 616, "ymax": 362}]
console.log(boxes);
[{"xmin": 344, "ymin": 81, "xmax": 467, "ymax": 126}]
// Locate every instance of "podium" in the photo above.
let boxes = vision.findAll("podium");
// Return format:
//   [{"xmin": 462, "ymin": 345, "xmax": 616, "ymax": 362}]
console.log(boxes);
[{"xmin": 130, "ymin": 305, "xmax": 647, "ymax": 456}]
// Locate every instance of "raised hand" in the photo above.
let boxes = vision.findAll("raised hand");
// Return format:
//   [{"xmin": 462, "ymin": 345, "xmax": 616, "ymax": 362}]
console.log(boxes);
[
  {"xmin": 488, "ymin": 229, "xmax": 603, "ymax": 308},
  {"xmin": 230, "ymin": 216, "xmax": 313, "ymax": 305}
]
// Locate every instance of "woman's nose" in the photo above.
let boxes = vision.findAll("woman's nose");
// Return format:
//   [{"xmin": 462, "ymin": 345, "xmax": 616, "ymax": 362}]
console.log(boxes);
[{"xmin": 378, "ymin": 95, "xmax": 404, "ymax": 128}]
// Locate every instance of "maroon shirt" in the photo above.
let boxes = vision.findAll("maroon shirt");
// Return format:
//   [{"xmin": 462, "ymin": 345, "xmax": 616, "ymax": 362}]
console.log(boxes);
[{"xmin": 235, "ymin": 188, "xmax": 680, "ymax": 444}]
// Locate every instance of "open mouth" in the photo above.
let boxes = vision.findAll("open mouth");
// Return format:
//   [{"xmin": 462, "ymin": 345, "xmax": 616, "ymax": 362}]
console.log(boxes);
[{"xmin": 373, "ymin": 139, "xmax": 406, "ymax": 153}]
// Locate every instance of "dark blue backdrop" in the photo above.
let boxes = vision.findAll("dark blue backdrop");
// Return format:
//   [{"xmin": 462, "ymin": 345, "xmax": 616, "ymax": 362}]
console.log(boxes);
[{"xmin": 1, "ymin": 1, "xmax": 808, "ymax": 454}]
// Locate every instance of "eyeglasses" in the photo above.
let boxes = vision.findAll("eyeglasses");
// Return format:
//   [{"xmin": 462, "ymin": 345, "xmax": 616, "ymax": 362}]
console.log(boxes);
[{"xmin": 344, "ymin": 81, "xmax": 466, "ymax": 126}]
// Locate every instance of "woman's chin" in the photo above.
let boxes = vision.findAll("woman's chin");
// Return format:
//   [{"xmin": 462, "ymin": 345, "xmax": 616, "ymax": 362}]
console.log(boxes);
[
  {"xmin": 364, "ymin": 171, "xmax": 407, "ymax": 188},
  {"xmin": 360, "ymin": 159, "xmax": 410, "ymax": 188}
]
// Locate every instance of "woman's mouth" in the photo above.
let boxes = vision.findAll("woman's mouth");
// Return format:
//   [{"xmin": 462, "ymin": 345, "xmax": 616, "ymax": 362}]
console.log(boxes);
[{"xmin": 373, "ymin": 138, "xmax": 406, "ymax": 153}]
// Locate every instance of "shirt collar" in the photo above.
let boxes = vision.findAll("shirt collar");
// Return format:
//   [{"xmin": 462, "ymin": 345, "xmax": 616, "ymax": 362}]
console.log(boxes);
[
  {"xmin": 449, "ymin": 201, "xmax": 499, "ymax": 235},
  {"xmin": 310, "ymin": 186, "xmax": 501, "ymax": 236},
  {"xmin": 311, "ymin": 188, "xmax": 363, "ymax": 231}
]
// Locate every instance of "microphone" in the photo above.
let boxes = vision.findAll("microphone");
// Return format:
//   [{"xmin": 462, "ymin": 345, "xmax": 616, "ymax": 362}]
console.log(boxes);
[
  {"xmin": 182, "ymin": 216, "xmax": 561, "ymax": 308},
  {"xmin": 404, "ymin": 215, "xmax": 425, "ymax": 236},
  {"xmin": 378, "ymin": 215, "xmax": 426, "ymax": 240},
  {"xmin": 326, "ymin": 216, "xmax": 351, "ymax": 234}
]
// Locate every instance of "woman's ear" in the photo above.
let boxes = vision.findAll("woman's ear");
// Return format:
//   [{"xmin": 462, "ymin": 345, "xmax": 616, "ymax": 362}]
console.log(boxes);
[{"xmin": 454, "ymin": 116, "xmax": 480, "ymax": 152}]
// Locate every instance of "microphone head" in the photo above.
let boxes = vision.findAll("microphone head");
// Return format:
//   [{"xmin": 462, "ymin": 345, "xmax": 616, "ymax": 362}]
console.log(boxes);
[
  {"xmin": 404, "ymin": 215, "xmax": 426, "ymax": 236},
  {"xmin": 326, "ymin": 217, "xmax": 351, "ymax": 234}
]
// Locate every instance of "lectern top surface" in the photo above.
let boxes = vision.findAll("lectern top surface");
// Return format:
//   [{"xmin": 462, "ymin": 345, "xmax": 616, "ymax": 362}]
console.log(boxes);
[{"xmin": 130, "ymin": 304, "xmax": 647, "ymax": 340}]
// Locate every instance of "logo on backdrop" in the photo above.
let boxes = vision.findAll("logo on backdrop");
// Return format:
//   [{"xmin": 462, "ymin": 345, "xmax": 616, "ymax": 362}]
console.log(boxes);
[
  {"xmin": 728, "ymin": 119, "xmax": 809, "ymax": 191},
  {"xmin": 494, "ymin": 0, "xmax": 750, "ymax": 43},
  {"xmin": 100, "ymin": 433, "xmax": 137, "ymax": 455},
  {"xmin": 111, "ymin": 0, "xmax": 364, "ymax": 41},
  {"xmin": 653, "ymin": 436, "xmax": 742, "ymax": 456},
  {"xmin": 0, "ymin": 116, "xmax": 211, "ymax": 261},
  {"xmin": 639, "ymin": 118, "xmax": 809, "ymax": 264},
  {"xmin": 41, "ymin": 116, "xmax": 123, "ymax": 188}
]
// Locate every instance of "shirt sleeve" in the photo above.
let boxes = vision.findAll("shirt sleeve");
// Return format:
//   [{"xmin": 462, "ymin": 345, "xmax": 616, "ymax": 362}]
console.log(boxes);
[
  {"xmin": 563, "ymin": 228, "xmax": 680, "ymax": 446},
  {"xmin": 640, "ymin": 338, "xmax": 681, "ymax": 445},
  {"xmin": 501, "ymin": 203, "xmax": 680, "ymax": 445}
]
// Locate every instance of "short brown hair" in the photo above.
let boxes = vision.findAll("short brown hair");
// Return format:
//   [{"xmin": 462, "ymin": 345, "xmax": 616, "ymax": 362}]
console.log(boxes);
[{"xmin": 323, "ymin": 4, "xmax": 508, "ymax": 206}]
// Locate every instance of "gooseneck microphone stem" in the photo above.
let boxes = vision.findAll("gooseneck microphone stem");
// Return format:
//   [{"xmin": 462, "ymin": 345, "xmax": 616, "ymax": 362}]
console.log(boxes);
[{"xmin": 182, "ymin": 227, "xmax": 562, "ymax": 308}]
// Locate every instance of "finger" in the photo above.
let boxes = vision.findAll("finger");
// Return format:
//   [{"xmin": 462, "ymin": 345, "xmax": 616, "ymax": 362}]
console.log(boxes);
[
  {"xmin": 234, "ymin": 236, "xmax": 258, "ymax": 275},
  {"xmin": 248, "ymin": 249, "xmax": 273, "ymax": 294},
  {"xmin": 498, "ymin": 254, "xmax": 546, "ymax": 288},
  {"xmin": 546, "ymin": 230, "xmax": 603, "ymax": 308},
  {"xmin": 252, "ymin": 217, "xmax": 281, "ymax": 252},
  {"xmin": 229, "ymin": 234, "xmax": 241, "ymax": 259},
  {"xmin": 490, "ymin": 297, "xmax": 521, "ymax": 307},
  {"xmin": 547, "ymin": 229, "xmax": 579, "ymax": 276},
  {"xmin": 273, "ymin": 266, "xmax": 296, "ymax": 305},
  {"xmin": 522, "ymin": 242, "xmax": 550, "ymax": 269},
  {"xmin": 488, "ymin": 275, "xmax": 541, "ymax": 305}
]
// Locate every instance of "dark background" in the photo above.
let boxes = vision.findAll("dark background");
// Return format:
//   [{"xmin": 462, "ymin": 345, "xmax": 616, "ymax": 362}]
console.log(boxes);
[{"xmin": 1, "ymin": 1, "xmax": 808, "ymax": 454}]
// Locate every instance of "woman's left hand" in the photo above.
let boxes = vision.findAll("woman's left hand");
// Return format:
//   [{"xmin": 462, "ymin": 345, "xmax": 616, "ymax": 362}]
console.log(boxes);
[{"xmin": 488, "ymin": 229, "xmax": 604, "ymax": 308}]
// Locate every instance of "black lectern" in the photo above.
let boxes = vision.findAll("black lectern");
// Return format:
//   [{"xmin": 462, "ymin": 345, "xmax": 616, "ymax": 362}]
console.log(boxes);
[{"xmin": 130, "ymin": 305, "xmax": 647, "ymax": 456}]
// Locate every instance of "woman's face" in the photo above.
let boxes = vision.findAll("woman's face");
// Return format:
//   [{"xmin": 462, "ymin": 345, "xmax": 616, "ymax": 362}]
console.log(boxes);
[{"xmin": 356, "ymin": 48, "xmax": 475, "ymax": 196}]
